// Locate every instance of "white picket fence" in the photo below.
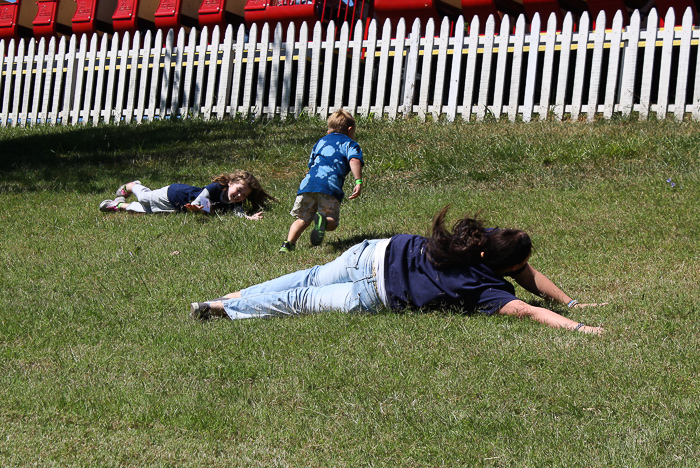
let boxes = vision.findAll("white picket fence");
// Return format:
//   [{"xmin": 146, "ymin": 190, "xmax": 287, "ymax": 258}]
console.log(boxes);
[{"xmin": 1, "ymin": 7, "xmax": 699, "ymax": 126}]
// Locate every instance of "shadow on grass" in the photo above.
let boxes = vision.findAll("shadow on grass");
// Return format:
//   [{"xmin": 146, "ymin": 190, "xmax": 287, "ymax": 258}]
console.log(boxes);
[
  {"xmin": 0, "ymin": 118, "xmax": 320, "ymax": 194},
  {"xmin": 327, "ymin": 231, "xmax": 401, "ymax": 253}
]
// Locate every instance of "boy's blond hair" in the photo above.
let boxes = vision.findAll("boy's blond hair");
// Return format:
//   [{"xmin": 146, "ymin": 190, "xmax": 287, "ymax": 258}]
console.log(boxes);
[{"xmin": 327, "ymin": 109, "xmax": 356, "ymax": 135}]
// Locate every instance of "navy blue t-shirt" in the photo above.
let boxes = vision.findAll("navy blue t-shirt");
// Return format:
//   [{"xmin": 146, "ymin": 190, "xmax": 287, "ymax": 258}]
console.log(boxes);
[
  {"xmin": 167, "ymin": 182, "xmax": 227, "ymax": 212},
  {"xmin": 383, "ymin": 234, "xmax": 520, "ymax": 315}
]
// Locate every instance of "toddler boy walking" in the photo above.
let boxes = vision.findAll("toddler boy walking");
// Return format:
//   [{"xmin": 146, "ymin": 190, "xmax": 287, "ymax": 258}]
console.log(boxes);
[{"xmin": 279, "ymin": 109, "xmax": 364, "ymax": 252}]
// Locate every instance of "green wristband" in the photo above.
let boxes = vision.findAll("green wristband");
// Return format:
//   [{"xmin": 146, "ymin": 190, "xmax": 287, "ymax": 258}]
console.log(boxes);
[{"xmin": 355, "ymin": 179, "xmax": 363, "ymax": 185}]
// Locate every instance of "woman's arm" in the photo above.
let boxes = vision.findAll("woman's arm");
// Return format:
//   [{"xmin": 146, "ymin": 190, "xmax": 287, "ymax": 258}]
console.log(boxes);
[
  {"xmin": 512, "ymin": 264, "xmax": 603, "ymax": 308},
  {"xmin": 498, "ymin": 300, "xmax": 604, "ymax": 335}
]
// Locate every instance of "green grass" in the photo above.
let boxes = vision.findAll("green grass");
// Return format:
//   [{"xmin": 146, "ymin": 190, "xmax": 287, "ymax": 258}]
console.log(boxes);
[{"xmin": 1, "ymin": 117, "xmax": 700, "ymax": 466}]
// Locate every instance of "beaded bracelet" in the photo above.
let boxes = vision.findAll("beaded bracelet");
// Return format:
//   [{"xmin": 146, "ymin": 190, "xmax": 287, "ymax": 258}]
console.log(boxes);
[
  {"xmin": 567, "ymin": 299, "xmax": 579, "ymax": 308},
  {"xmin": 574, "ymin": 323, "xmax": 585, "ymax": 331}
]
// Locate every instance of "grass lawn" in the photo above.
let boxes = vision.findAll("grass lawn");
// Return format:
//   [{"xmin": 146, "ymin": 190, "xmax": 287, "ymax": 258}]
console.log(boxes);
[{"xmin": 1, "ymin": 117, "xmax": 699, "ymax": 466}]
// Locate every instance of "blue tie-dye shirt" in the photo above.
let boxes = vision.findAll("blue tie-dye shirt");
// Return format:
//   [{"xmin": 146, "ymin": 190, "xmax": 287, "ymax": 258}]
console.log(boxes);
[{"xmin": 297, "ymin": 132, "xmax": 364, "ymax": 201}]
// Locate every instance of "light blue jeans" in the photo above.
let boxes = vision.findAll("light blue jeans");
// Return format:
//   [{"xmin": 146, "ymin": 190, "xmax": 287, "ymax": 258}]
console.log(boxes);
[{"xmin": 222, "ymin": 239, "xmax": 385, "ymax": 319}]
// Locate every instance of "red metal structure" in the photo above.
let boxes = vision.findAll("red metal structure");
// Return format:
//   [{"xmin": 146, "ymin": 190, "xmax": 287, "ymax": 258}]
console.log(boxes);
[
  {"xmin": 72, "ymin": 0, "xmax": 119, "ymax": 36},
  {"xmin": 112, "ymin": 0, "xmax": 158, "ymax": 34},
  {"xmin": 199, "ymin": 0, "xmax": 245, "ymax": 29},
  {"xmin": 0, "ymin": 0, "xmax": 20, "ymax": 40},
  {"xmin": 33, "ymin": 0, "xmax": 74, "ymax": 39},
  {"xmin": 245, "ymin": 0, "xmax": 373, "ymax": 37},
  {"xmin": 0, "ymin": 0, "xmax": 697, "ymax": 42}
]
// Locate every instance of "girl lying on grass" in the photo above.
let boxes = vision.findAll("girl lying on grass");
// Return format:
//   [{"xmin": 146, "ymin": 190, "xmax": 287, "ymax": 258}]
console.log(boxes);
[
  {"xmin": 190, "ymin": 206, "xmax": 605, "ymax": 334},
  {"xmin": 99, "ymin": 171, "xmax": 277, "ymax": 219}
]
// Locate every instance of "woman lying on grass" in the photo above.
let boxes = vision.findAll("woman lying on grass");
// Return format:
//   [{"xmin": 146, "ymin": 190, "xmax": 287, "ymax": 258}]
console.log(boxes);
[
  {"xmin": 190, "ymin": 206, "xmax": 605, "ymax": 334},
  {"xmin": 99, "ymin": 171, "xmax": 277, "ymax": 219}
]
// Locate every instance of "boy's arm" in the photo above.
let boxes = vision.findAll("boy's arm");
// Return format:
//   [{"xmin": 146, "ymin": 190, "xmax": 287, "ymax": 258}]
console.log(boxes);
[{"xmin": 348, "ymin": 158, "xmax": 363, "ymax": 200}]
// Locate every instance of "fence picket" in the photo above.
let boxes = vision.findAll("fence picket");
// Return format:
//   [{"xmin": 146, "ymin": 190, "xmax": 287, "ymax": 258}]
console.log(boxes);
[
  {"xmin": 50, "ymin": 37, "xmax": 67, "ymax": 124},
  {"xmin": 387, "ymin": 19, "xmax": 406, "ymax": 119},
  {"xmin": 92, "ymin": 34, "xmax": 109, "ymax": 124},
  {"xmin": 254, "ymin": 24, "xmax": 268, "ymax": 118},
  {"xmin": 160, "ymin": 29, "xmax": 175, "ymax": 119},
  {"xmin": 266, "ymin": 23, "xmax": 282, "ymax": 118},
  {"xmin": 604, "ymin": 11, "xmax": 624, "ymax": 119},
  {"xmin": 182, "ymin": 28, "xmax": 199, "ymax": 119},
  {"xmin": 170, "ymin": 29, "xmax": 184, "ymax": 118},
  {"xmin": 230, "ymin": 24, "xmax": 246, "ymax": 117},
  {"xmin": 554, "ymin": 14, "xmax": 573, "ymax": 120},
  {"xmin": 193, "ymin": 27, "xmax": 209, "ymax": 117},
  {"xmin": 39, "ymin": 37, "xmax": 56, "ymax": 125},
  {"xmin": 203, "ymin": 27, "xmax": 220, "ymax": 120},
  {"xmin": 674, "ymin": 8, "xmax": 693, "ymax": 121},
  {"xmin": 147, "ymin": 29, "xmax": 164, "ymax": 121},
  {"xmin": 294, "ymin": 23, "xmax": 309, "ymax": 118},
  {"xmin": 62, "ymin": 36, "xmax": 79, "ymax": 125},
  {"xmin": 0, "ymin": 39, "xmax": 5, "ymax": 125},
  {"xmin": 620, "ymin": 12, "xmax": 640, "ymax": 117},
  {"xmin": 1, "ymin": 39, "xmax": 15, "ymax": 126},
  {"xmin": 418, "ymin": 19, "xmax": 435, "ymax": 121},
  {"xmin": 10, "ymin": 39, "xmax": 25, "ymax": 126},
  {"xmin": 334, "ymin": 21, "xmax": 350, "ymax": 113},
  {"xmin": 81, "ymin": 35, "xmax": 98, "ymax": 124},
  {"xmin": 570, "ymin": 13, "xmax": 590, "ymax": 121},
  {"xmin": 693, "ymin": 22, "xmax": 700, "ymax": 120},
  {"xmin": 19, "ymin": 38, "xmax": 36, "ymax": 126},
  {"xmin": 319, "ymin": 20, "xmax": 336, "ymax": 118},
  {"xmin": 461, "ymin": 16, "xmax": 480, "ymax": 121},
  {"xmin": 136, "ymin": 31, "xmax": 153, "ymax": 123},
  {"xmin": 523, "ymin": 14, "xmax": 541, "ymax": 122},
  {"xmin": 403, "ymin": 18, "xmax": 421, "ymax": 117},
  {"xmin": 70, "ymin": 35, "xmax": 88, "ymax": 125},
  {"xmin": 359, "ymin": 19, "xmax": 377, "ymax": 117},
  {"xmin": 656, "ymin": 8, "xmax": 675, "ymax": 119},
  {"xmin": 308, "ymin": 22, "xmax": 322, "ymax": 116},
  {"xmin": 477, "ymin": 17, "xmax": 495, "ymax": 121},
  {"xmin": 373, "ymin": 20, "xmax": 392, "ymax": 118},
  {"xmin": 27, "ymin": 37, "xmax": 46, "ymax": 125},
  {"xmin": 347, "ymin": 19, "xmax": 364, "ymax": 115},
  {"xmin": 102, "ymin": 34, "xmax": 119, "ymax": 123},
  {"xmin": 586, "ymin": 12, "xmax": 605, "ymax": 121},
  {"xmin": 491, "ymin": 16, "xmax": 512, "ymax": 120},
  {"xmin": 446, "ymin": 16, "xmax": 464, "ymax": 122},
  {"xmin": 538, "ymin": 14, "xmax": 557, "ymax": 120},
  {"xmin": 508, "ymin": 15, "xmax": 526, "ymax": 122},
  {"xmin": 432, "ymin": 18, "xmax": 450, "ymax": 120},
  {"xmin": 639, "ymin": 9, "xmax": 658, "ymax": 119},
  {"xmin": 125, "ymin": 32, "xmax": 141, "ymax": 123},
  {"xmin": 281, "ymin": 23, "xmax": 295, "ymax": 118}
]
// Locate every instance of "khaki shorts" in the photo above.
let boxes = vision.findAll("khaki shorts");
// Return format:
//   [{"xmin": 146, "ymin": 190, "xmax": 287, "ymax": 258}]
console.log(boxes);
[{"xmin": 290, "ymin": 192, "xmax": 340, "ymax": 223}]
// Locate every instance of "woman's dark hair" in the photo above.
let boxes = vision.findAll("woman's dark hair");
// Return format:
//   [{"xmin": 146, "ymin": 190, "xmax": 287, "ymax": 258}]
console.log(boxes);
[{"xmin": 426, "ymin": 206, "xmax": 532, "ymax": 272}]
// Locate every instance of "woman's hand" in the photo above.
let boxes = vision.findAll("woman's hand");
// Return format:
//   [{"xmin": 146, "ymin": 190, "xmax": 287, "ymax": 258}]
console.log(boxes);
[
  {"xmin": 573, "ymin": 302, "xmax": 608, "ymax": 309},
  {"xmin": 578, "ymin": 325, "xmax": 605, "ymax": 335},
  {"xmin": 246, "ymin": 211, "xmax": 264, "ymax": 220}
]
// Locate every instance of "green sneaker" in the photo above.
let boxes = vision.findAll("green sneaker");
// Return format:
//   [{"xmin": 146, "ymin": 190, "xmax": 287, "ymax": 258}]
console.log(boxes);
[
  {"xmin": 279, "ymin": 241, "xmax": 296, "ymax": 253},
  {"xmin": 309, "ymin": 213, "xmax": 327, "ymax": 246}
]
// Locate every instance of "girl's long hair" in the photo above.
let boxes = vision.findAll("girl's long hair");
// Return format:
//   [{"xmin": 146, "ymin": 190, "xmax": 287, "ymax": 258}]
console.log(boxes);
[
  {"xmin": 212, "ymin": 171, "xmax": 278, "ymax": 211},
  {"xmin": 425, "ymin": 206, "xmax": 532, "ymax": 272}
]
